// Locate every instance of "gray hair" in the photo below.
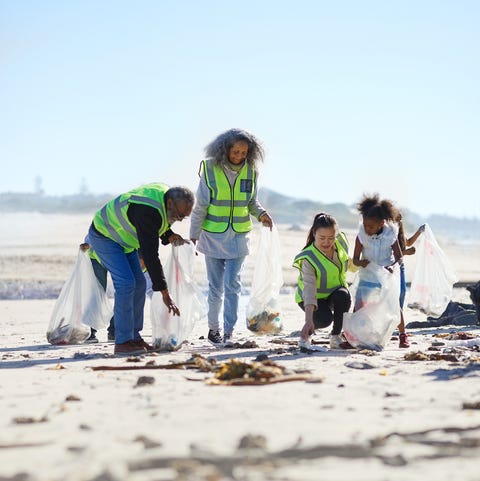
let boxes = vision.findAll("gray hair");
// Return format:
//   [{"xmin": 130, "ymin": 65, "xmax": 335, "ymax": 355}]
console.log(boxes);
[
  {"xmin": 204, "ymin": 128, "xmax": 265, "ymax": 170},
  {"xmin": 165, "ymin": 186, "xmax": 195, "ymax": 205}
]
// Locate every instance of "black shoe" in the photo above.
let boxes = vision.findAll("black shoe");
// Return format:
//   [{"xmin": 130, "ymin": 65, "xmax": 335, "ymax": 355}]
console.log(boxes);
[
  {"xmin": 208, "ymin": 329, "xmax": 223, "ymax": 346},
  {"xmin": 85, "ymin": 333, "xmax": 99, "ymax": 344},
  {"xmin": 107, "ymin": 332, "xmax": 115, "ymax": 341}
]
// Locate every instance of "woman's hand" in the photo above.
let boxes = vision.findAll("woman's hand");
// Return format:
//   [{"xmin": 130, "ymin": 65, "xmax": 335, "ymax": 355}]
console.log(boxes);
[
  {"xmin": 259, "ymin": 212, "xmax": 273, "ymax": 230},
  {"xmin": 301, "ymin": 319, "xmax": 315, "ymax": 340},
  {"xmin": 161, "ymin": 289, "xmax": 180, "ymax": 316}
]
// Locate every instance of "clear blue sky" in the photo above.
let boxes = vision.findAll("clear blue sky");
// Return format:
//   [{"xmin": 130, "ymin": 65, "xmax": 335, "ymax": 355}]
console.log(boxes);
[{"xmin": 1, "ymin": 1, "xmax": 479, "ymax": 218}]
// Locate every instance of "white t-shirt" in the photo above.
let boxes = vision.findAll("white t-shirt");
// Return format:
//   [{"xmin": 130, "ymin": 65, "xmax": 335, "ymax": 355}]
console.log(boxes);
[{"xmin": 357, "ymin": 221, "xmax": 398, "ymax": 267}]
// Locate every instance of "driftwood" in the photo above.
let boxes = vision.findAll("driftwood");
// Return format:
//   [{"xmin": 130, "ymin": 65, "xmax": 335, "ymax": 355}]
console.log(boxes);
[
  {"xmin": 90, "ymin": 355, "xmax": 319, "ymax": 386},
  {"xmin": 91, "ymin": 359, "xmax": 196, "ymax": 371},
  {"xmin": 206, "ymin": 373, "xmax": 323, "ymax": 386}
]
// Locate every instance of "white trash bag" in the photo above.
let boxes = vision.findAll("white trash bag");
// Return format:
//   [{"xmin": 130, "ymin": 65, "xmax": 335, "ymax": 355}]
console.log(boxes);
[
  {"xmin": 46, "ymin": 249, "xmax": 113, "ymax": 345},
  {"xmin": 409, "ymin": 224, "xmax": 458, "ymax": 316},
  {"xmin": 151, "ymin": 243, "xmax": 207, "ymax": 351},
  {"xmin": 246, "ymin": 224, "xmax": 284, "ymax": 334},
  {"xmin": 343, "ymin": 263, "xmax": 400, "ymax": 351}
]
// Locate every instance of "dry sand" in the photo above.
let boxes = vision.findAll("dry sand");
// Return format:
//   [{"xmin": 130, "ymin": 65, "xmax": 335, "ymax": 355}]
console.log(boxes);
[{"xmin": 1, "ymin": 213, "xmax": 480, "ymax": 481}]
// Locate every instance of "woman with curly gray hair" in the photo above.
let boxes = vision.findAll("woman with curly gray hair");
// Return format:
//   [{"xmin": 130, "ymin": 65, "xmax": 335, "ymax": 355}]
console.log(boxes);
[{"xmin": 190, "ymin": 128, "xmax": 273, "ymax": 346}]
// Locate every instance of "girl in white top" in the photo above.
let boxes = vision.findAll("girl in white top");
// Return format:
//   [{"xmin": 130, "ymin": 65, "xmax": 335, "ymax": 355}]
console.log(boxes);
[{"xmin": 352, "ymin": 194, "xmax": 403, "ymax": 311}]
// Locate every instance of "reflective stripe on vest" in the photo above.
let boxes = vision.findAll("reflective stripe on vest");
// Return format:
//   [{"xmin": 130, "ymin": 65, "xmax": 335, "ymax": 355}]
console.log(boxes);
[
  {"xmin": 93, "ymin": 183, "xmax": 169, "ymax": 250},
  {"xmin": 201, "ymin": 159, "xmax": 255, "ymax": 233},
  {"xmin": 293, "ymin": 232, "xmax": 349, "ymax": 302}
]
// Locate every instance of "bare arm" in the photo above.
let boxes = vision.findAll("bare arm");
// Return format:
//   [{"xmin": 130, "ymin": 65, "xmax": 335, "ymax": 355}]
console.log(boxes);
[
  {"xmin": 384, "ymin": 239, "xmax": 403, "ymax": 273},
  {"xmin": 392, "ymin": 239, "xmax": 403, "ymax": 264},
  {"xmin": 406, "ymin": 224, "xmax": 425, "ymax": 247},
  {"xmin": 352, "ymin": 236, "xmax": 369, "ymax": 268}
]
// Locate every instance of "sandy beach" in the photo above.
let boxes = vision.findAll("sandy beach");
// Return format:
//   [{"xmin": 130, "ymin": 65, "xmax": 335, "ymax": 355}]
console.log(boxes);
[{"xmin": 1, "ymin": 213, "xmax": 480, "ymax": 481}]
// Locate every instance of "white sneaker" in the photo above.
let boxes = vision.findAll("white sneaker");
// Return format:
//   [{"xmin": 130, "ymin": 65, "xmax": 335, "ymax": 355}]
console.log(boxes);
[
  {"xmin": 223, "ymin": 332, "xmax": 235, "ymax": 347},
  {"xmin": 298, "ymin": 338, "xmax": 311, "ymax": 350}
]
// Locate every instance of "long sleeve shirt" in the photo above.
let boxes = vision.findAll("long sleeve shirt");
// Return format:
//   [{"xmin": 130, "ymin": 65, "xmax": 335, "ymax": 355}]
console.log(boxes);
[
  {"xmin": 301, "ymin": 246, "xmax": 341, "ymax": 307},
  {"xmin": 189, "ymin": 163, "xmax": 266, "ymax": 259},
  {"xmin": 127, "ymin": 203, "xmax": 173, "ymax": 292}
]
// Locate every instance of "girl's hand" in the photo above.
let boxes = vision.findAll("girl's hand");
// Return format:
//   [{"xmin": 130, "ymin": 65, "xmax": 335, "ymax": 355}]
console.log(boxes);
[{"xmin": 360, "ymin": 259, "xmax": 370, "ymax": 268}]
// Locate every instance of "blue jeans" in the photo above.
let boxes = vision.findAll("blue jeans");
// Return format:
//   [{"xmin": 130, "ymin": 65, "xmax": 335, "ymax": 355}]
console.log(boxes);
[
  {"xmin": 399, "ymin": 263, "xmax": 406, "ymax": 309},
  {"xmin": 90, "ymin": 258, "xmax": 115, "ymax": 337},
  {"xmin": 205, "ymin": 255, "xmax": 245, "ymax": 335},
  {"xmin": 88, "ymin": 225, "xmax": 146, "ymax": 344}
]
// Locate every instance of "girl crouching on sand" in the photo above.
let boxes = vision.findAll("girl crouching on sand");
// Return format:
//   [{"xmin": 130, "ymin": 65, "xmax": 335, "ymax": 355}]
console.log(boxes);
[{"xmin": 293, "ymin": 213, "xmax": 353, "ymax": 349}]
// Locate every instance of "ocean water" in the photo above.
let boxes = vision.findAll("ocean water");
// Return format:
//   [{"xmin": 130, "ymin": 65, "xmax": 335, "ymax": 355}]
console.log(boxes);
[{"xmin": 1, "ymin": 212, "xmax": 478, "ymax": 300}]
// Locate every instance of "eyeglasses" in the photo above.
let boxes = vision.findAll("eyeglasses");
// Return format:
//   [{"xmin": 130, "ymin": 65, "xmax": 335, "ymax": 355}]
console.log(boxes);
[{"xmin": 170, "ymin": 201, "xmax": 191, "ymax": 221}]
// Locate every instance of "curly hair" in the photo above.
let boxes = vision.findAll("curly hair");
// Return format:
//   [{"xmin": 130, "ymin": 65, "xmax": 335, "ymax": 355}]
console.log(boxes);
[
  {"xmin": 357, "ymin": 193, "xmax": 398, "ymax": 222},
  {"xmin": 204, "ymin": 128, "xmax": 265, "ymax": 170},
  {"xmin": 303, "ymin": 212, "xmax": 338, "ymax": 249},
  {"xmin": 165, "ymin": 186, "xmax": 195, "ymax": 205}
]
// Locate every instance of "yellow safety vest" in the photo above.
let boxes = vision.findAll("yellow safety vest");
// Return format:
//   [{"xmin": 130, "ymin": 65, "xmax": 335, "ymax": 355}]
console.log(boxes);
[
  {"xmin": 93, "ymin": 183, "xmax": 170, "ymax": 252},
  {"xmin": 293, "ymin": 232, "xmax": 349, "ymax": 302},
  {"xmin": 201, "ymin": 159, "xmax": 256, "ymax": 233}
]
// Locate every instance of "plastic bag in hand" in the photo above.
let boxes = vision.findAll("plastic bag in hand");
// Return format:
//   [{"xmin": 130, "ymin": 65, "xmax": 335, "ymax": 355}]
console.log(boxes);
[
  {"xmin": 46, "ymin": 248, "xmax": 113, "ymax": 344},
  {"xmin": 246, "ymin": 224, "xmax": 284, "ymax": 334},
  {"xmin": 343, "ymin": 263, "xmax": 400, "ymax": 351},
  {"xmin": 151, "ymin": 243, "xmax": 207, "ymax": 351},
  {"xmin": 409, "ymin": 224, "xmax": 458, "ymax": 315}
]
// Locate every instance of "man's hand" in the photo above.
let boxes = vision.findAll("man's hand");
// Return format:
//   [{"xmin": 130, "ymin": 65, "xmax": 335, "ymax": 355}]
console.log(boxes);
[
  {"xmin": 161, "ymin": 289, "xmax": 180, "ymax": 316},
  {"xmin": 80, "ymin": 243, "xmax": 90, "ymax": 252},
  {"xmin": 168, "ymin": 233, "xmax": 190, "ymax": 247}
]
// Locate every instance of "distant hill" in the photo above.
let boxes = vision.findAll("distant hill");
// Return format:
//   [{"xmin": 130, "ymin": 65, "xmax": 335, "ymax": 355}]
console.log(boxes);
[
  {"xmin": 257, "ymin": 188, "xmax": 480, "ymax": 241},
  {"xmin": 0, "ymin": 192, "xmax": 111, "ymax": 214},
  {"xmin": 1, "ymin": 189, "xmax": 479, "ymax": 240}
]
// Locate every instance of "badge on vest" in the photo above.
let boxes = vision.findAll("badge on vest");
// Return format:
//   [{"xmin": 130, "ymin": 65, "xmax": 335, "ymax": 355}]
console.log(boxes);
[{"xmin": 240, "ymin": 179, "xmax": 253, "ymax": 193}]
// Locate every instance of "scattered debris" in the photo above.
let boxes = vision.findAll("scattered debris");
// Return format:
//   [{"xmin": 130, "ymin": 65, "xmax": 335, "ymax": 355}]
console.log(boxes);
[
  {"xmin": 237, "ymin": 434, "xmax": 267, "ymax": 452},
  {"xmin": 357, "ymin": 349, "xmax": 378, "ymax": 356},
  {"xmin": 269, "ymin": 338, "xmax": 298, "ymax": 346},
  {"xmin": 247, "ymin": 309, "xmax": 281, "ymax": 334},
  {"xmin": 12, "ymin": 416, "xmax": 48, "ymax": 425},
  {"xmin": 135, "ymin": 376, "xmax": 155, "ymax": 387},
  {"xmin": 434, "ymin": 331, "xmax": 478, "ymax": 340},
  {"xmin": 126, "ymin": 356, "xmax": 143, "ymax": 363},
  {"xmin": 344, "ymin": 361, "xmax": 376, "ymax": 370},
  {"xmin": 47, "ymin": 364, "xmax": 66, "ymax": 370},
  {"xmin": 133, "ymin": 435, "xmax": 162, "ymax": 449},
  {"xmin": 223, "ymin": 340, "xmax": 259, "ymax": 349},
  {"xmin": 404, "ymin": 351, "xmax": 461, "ymax": 362},
  {"xmin": 65, "ymin": 395, "xmax": 81, "ymax": 402}
]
